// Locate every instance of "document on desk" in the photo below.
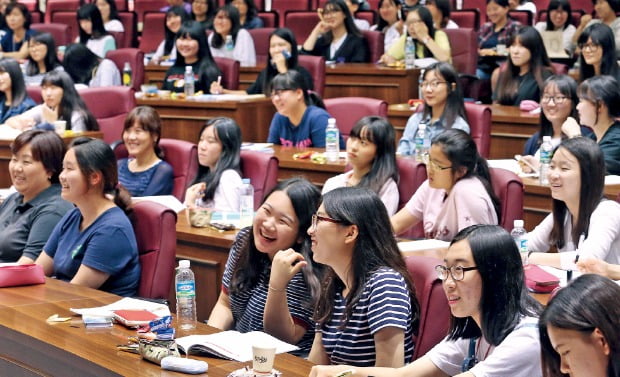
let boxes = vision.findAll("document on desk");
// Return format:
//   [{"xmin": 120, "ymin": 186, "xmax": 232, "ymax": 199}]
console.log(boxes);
[
  {"xmin": 176, "ymin": 330, "xmax": 298, "ymax": 361},
  {"xmin": 398, "ymin": 239, "xmax": 450, "ymax": 253},
  {"xmin": 132, "ymin": 195, "xmax": 186, "ymax": 213},
  {"xmin": 71, "ymin": 297, "xmax": 171, "ymax": 318}
]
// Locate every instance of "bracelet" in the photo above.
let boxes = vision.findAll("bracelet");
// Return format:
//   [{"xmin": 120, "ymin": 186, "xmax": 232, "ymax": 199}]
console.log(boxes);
[{"xmin": 268, "ymin": 285, "xmax": 286, "ymax": 293}]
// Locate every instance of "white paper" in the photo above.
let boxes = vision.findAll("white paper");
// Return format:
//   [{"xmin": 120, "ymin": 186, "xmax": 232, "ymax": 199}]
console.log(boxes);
[
  {"xmin": 70, "ymin": 297, "xmax": 171, "ymax": 318},
  {"xmin": 132, "ymin": 195, "xmax": 186, "ymax": 213},
  {"xmin": 398, "ymin": 239, "xmax": 450, "ymax": 253},
  {"xmin": 241, "ymin": 142, "xmax": 274, "ymax": 153},
  {"xmin": 605, "ymin": 175, "xmax": 620, "ymax": 185},
  {"xmin": 414, "ymin": 58, "xmax": 439, "ymax": 68},
  {"xmin": 487, "ymin": 159, "xmax": 538, "ymax": 178}
]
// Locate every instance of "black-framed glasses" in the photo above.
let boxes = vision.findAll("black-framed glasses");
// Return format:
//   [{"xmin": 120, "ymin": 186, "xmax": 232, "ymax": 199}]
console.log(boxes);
[
  {"xmin": 541, "ymin": 95, "xmax": 568, "ymax": 105},
  {"xmin": 311, "ymin": 214, "xmax": 342, "ymax": 229},
  {"xmin": 420, "ymin": 80, "xmax": 447, "ymax": 90},
  {"xmin": 579, "ymin": 42, "xmax": 600, "ymax": 52},
  {"xmin": 435, "ymin": 265, "xmax": 478, "ymax": 281}
]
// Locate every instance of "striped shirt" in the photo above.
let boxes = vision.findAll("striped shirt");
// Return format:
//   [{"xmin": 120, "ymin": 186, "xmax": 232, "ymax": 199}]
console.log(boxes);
[
  {"xmin": 319, "ymin": 267, "xmax": 415, "ymax": 366},
  {"xmin": 221, "ymin": 227, "xmax": 315, "ymax": 352}
]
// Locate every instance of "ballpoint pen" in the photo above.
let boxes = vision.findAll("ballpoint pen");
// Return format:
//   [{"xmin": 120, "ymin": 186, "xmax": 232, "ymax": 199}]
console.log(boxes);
[{"xmin": 567, "ymin": 234, "xmax": 584, "ymax": 281}]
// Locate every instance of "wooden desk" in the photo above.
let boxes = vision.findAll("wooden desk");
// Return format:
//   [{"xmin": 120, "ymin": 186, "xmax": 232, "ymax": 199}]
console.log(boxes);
[
  {"xmin": 489, "ymin": 105, "xmax": 539, "ymax": 159},
  {"xmin": 0, "ymin": 131, "xmax": 103, "ymax": 188},
  {"xmin": 387, "ymin": 103, "xmax": 415, "ymax": 141},
  {"xmin": 0, "ymin": 279, "xmax": 313, "ymax": 376},
  {"xmin": 136, "ymin": 96, "xmax": 276, "ymax": 144},
  {"xmin": 272, "ymin": 146, "xmax": 346, "ymax": 187}
]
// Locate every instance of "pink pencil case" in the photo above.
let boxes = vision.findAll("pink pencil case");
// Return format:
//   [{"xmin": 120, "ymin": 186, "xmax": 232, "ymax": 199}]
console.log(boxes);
[{"xmin": 0, "ymin": 264, "xmax": 45, "ymax": 288}]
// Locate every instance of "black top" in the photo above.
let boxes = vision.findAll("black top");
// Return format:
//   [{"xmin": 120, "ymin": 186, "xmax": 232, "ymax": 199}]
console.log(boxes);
[
  {"xmin": 302, "ymin": 33, "xmax": 370, "ymax": 63},
  {"xmin": 600, "ymin": 121, "xmax": 620, "ymax": 175},
  {"xmin": 163, "ymin": 60, "xmax": 220, "ymax": 93},
  {"xmin": 495, "ymin": 70, "xmax": 552, "ymax": 106}
]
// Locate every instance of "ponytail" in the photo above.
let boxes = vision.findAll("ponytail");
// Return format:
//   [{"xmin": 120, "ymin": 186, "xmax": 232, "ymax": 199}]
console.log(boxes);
[{"xmin": 114, "ymin": 184, "xmax": 133, "ymax": 214}]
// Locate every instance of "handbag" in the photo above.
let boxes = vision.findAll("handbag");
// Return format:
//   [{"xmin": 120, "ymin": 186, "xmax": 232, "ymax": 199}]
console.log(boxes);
[
  {"xmin": 0, "ymin": 264, "xmax": 45, "ymax": 288},
  {"xmin": 524, "ymin": 264, "xmax": 560, "ymax": 293}
]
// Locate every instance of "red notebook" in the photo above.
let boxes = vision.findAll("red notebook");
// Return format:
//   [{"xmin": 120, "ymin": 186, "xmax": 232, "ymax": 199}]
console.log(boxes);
[
  {"xmin": 113, "ymin": 310, "xmax": 160, "ymax": 327},
  {"xmin": 524, "ymin": 264, "xmax": 560, "ymax": 293}
]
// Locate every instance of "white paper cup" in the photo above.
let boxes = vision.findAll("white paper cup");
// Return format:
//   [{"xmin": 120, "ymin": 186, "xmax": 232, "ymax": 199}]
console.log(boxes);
[
  {"xmin": 252, "ymin": 343, "xmax": 276, "ymax": 373},
  {"xmin": 53, "ymin": 120, "xmax": 66, "ymax": 135},
  {"xmin": 496, "ymin": 44, "xmax": 507, "ymax": 55}
]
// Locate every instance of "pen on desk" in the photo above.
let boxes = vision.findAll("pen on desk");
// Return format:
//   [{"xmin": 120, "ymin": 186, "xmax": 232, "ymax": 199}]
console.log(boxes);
[{"xmin": 568, "ymin": 234, "xmax": 585, "ymax": 281}]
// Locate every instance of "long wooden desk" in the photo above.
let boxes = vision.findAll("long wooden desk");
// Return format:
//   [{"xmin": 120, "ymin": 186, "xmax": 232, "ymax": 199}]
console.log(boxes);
[
  {"xmin": 0, "ymin": 278, "xmax": 313, "ymax": 376},
  {"xmin": 272, "ymin": 146, "xmax": 346, "ymax": 186},
  {"xmin": 0, "ymin": 131, "xmax": 103, "ymax": 188},
  {"xmin": 136, "ymin": 96, "xmax": 276, "ymax": 143}
]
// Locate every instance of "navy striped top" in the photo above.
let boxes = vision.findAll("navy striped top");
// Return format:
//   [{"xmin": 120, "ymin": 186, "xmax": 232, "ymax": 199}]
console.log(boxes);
[{"xmin": 319, "ymin": 267, "xmax": 415, "ymax": 366}]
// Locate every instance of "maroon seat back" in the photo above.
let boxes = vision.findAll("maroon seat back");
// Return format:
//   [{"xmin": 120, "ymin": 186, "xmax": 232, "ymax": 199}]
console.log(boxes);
[
  {"xmin": 115, "ymin": 0, "xmax": 128, "ymax": 11},
  {"xmin": 118, "ymin": 11, "xmax": 138, "ymax": 48},
  {"xmin": 79, "ymin": 86, "xmax": 136, "ymax": 143},
  {"xmin": 106, "ymin": 48, "xmax": 145, "ymax": 91},
  {"xmin": 273, "ymin": 0, "xmax": 310, "ymax": 27},
  {"xmin": 489, "ymin": 167, "xmax": 524, "ymax": 231},
  {"xmin": 31, "ymin": 23, "xmax": 72, "ymax": 47},
  {"xmin": 139, "ymin": 12, "xmax": 166, "ymax": 53},
  {"xmin": 450, "ymin": 9, "xmax": 480, "ymax": 29},
  {"xmin": 464, "ymin": 102, "xmax": 491, "ymax": 158},
  {"xmin": 46, "ymin": 0, "xmax": 81, "ymax": 23},
  {"xmin": 551, "ymin": 62, "xmax": 568, "ymax": 75},
  {"xmin": 357, "ymin": 10, "xmax": 376, "ymax": 25},
  {"xmin": 134, "ymin": 0, "xmax": 168, "ymax": 24},
  {"xmin": 248, "ymin": 27, "xmax": 277, "ymax": 65},
  {"xmin": 132, "ymin": 200, "xmax": 178, "ymax": 299},
  {"xmin": 396, "ymin": 158, "xmax": 427, "ymax": 239},
  {"xmin": 258, "ymin": 11, "xmax": 279, "ymax": 27},
  {"xmin": 240, "ymin": 150, "xmax": 279, "ymax": 209},
  {"xmin": 445, "ymin": 28, "xmax": 477, "ymax": 76},
  {"xmin": 50, "ymin": 11, "xmax": 79, "ymax": 42},
  {"xmin": 323, "ymin": 97, "xmax": 387, "ymax": 140},
  {"xmin": 405, "ymin": 255, "xmax": 450, "ymax": 360},
  {"xmin": 462, "ymin": 0, "xmax": 486, "ymax": 23},
  {"xmin": 362, "ymin": 30, "xmax": 383, "ymax": 63},
  {"xmin": 298, "ymin": 55, "xmax": 326, "ymax": 96},
  {"xmin": 213, "ymin": 57, "xmax": 240, "ymax": 90},
  {"xmin": 22, "ymin": 0, "xmax": 38, "ymax": 11},
  {"xmin": 284, "ymin": 11, "xmax": 319, "ymax": 44},
  {"xmin": 508, "ymin": 10, "xmax": 533, "ymax": 25},
  {"xmin": 26, "ymin": 86, "xmax": 42, "ymax": 103}
]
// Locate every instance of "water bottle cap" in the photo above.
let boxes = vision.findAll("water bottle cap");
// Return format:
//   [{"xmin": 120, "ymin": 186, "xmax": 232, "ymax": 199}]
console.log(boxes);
[
  {"xmin": 185, "ymin": 66, "xmax": 192, "ymax": 72},
  {"xmin": 328, "ymin": 118, "xmax": 336, "ymax": 124},
  {"xmin": 123, "ymin": 62, "xmax": 131, "ymax": 69},
  {"xmin": 242, "ymin": 178, "xmax": 250, "ymax": 184},
  {"xmin": 179, "ymin": 259, "xmax": 190, "ymax": 268},
  {"xmin": 514, "ymin": 219, "xmax": 524, "ymax": 228},
  {"xmin": 542, "ymin": 136, "xmax": 551, "ymax": 141}
]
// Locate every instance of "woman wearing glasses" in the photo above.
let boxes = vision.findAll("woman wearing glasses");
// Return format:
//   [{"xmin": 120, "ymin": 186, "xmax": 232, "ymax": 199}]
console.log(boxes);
[
  {"xmin": 571, "ymin": 0, "xmax": 620, "ymax": 60},
  {"xmin": 392, "ymin": 129, "xmax": 499, "ymax": 240},
  {"xmin": 308, "ymin": 187, "xmax": 418, "ymax": 368},
  {"xmin": 577, "ymin": 23, "xmax": 620, "ymax": 82},
  {"xmin": 310, "ymin": 224, "xmax": 543, "ymax": 377},
  {"xmin": 397, "ymin": 62, "xmax": 469, "ymax": 156}
]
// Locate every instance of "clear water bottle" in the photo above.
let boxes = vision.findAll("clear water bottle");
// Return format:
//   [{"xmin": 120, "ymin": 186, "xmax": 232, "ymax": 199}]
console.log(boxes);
[
  {"xmin": 414, "ymin": 123, "xmax": 429, "ymax": 162},
  {"xmin": 184, "ymin": 66, "xmax": 195, "ymax": 97},
  {"xmin": 405, "ymin": 36, "xmax": 416, "ymax": 69},
  {"xmin": 225, "ymin": 35, "xmax": 234, "ymax": 51},
  {"xmin": 325, "ymin": 118, "xmax": 340, "ymax": 162},
  {"xmin": 239, "ymin": 178, "xmax": 254, "ymax": 228},
  {"xmin": 539, "ymin": 136, "xmax": 553, "ymax": 186},
  {"xmin": 510, "ymin": 220, "xmax": 528, "ymax": 265},
  {"xmin": 176, "ymin": 260, "xmax": 196, "ymax": 330},
  {"xmin": 122, "ymin": 62, "xmax": 132, "ymax": 87}
]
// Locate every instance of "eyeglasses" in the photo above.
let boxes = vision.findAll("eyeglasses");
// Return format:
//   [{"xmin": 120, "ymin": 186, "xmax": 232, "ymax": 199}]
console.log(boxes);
[
  {"xmin": 435, "ymin": 265, "xmax": 478, "ymax": 281},
  {"xmin": 579, "ymin": 42, "xmax": 600, "ymax": 52},
  {"xmin": 311, "ymin": 213, "xmax": 342, "ymax": 229},
  {"xmin": 421, "ymin": 81, "xmax": 447, "ymax": 90},
  {"xmin": 269, "ymin": 89, "xmax": 293, "ymax": 98},
  {"xmin": 426, "ymin": 157, "xmax": 452, "ymax": 172},
  {"xmin": 541, "ymin": 95, "xmax": 568, "ymax": 105}
]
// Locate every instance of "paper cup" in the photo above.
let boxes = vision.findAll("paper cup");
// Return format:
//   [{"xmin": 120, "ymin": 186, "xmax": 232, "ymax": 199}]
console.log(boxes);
[
  {"xmin": 252, "ymin": 343, "xmax": 276, "ymax": 373},
  {"xmin": 496, "ymin": 44, "xmax": 507, "ymax": 55},
  {"xmin": 53, "ymin": 120, "xmax": 66, "ymax": 135}
]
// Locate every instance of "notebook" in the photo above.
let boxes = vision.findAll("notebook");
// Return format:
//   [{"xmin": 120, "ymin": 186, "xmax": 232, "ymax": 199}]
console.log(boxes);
[{"xmin": 541, "ymin": 30, "xmax": 569, "ymax": 58}]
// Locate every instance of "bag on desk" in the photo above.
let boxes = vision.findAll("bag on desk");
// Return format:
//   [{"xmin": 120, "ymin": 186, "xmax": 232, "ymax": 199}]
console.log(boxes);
[
  {"xmin": 0, "ymin": 264, "xmax": 45, "ymax": 287},
  {"xmin": 524, "ymin": 264, "xmax": 560, "ymax": 293}
]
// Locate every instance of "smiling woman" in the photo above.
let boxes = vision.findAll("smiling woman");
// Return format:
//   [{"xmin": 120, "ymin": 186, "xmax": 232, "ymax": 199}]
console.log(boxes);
[{"xmin": 23, "ymin": 32, "xmax": 65, "ymax": 86}]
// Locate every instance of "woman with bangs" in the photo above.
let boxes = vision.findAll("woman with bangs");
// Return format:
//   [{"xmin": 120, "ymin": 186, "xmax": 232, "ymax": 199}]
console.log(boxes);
[
  {"xmin": 302, "ymin": 0, "xmax": 370, "ymax": 63},
  {"xmin": 163, "ymin": 21, "xmax": 221, "ymax": 94},
  {"xmin": 208, "ymin": 178, "xmax": 323, "ymax": 353},
  {"xmin": 577, "ymin": 23, "xmax": 620, "ymax": 82},
  {"xmin": 371, "ymin": 0, "xmax": 403, "ymax": 52},
  {"xmin": 191, "ymin": 0, "xmax": 216, "ymax": 29},
  {"xmin": 95, "ymin": 0, "xmax": 124, "ymax": 33},
  {"xmin": 426, "ymin": 0, "xmax": 458, "ymax": 29},
  {"xmin": 226, "ymin": 0, "xmax": 263, "ymax": 29},
  {"xmin": 571, "ymin": 0, "xmax": 620, "ymax": 58},
  {"xmin": 63, "ymin": 43, "xmax": 121, "ymax": 88},
  {"xmin": 184, "ymin": 117, "xmax": 243, "ymax": 212},
  {"xmin": 150, "ymin": 6, "xmax": 189, "ymax": 64},
  {"xmin": 492, "ymin": 26, "xmax": 554, "ymax": 106},
  {"xmin": 322, "ymin": 116, "xmax": 400, "ymax": 216},
  {"xmin": 208, "ymin": 4, "xmax": 256, "ymax": 67},
  {"xmin": 534, "ymin": 0, "xmax": 576, "ymax": 56},
  {"xmin": 0, "ymin": 58, "xmax": 35, "ymax": 123},
  {"xmin": 76, "ymin": 4, "xmax": 116, "ymax": 58},
  {"xmin": 23, "ymin": 32, "xmax": 64, "ymax": 87}
]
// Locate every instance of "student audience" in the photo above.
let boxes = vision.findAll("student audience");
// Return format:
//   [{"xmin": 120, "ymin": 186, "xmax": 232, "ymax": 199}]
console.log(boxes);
[
  {"xmin": 308, "ymin": 187, "xmax": 418, "ymax": 367},
  {"xmin": 163, "ymin": 21, "xmax": 221, "ymax": 94},
  {"xmin": 571, "ymin": 0, "xmax": 620, "ymax": 58},
  {"xmin": 576, "ymin": 23, "xmax": 620, "ymax": 82},
  {"xmin": 207, "ymin": 178, "xmax": 322, "ymax": 352},
  {"xmin": 0, "ymin": 2, "xmax": 33, "ymax": 60},
  {"xmin": 36, "ymin": 138, "xmax": 140, "ymax": 297},
  {"xmin": 492, "ymin": 26, "xmax": 553, "ymax": 105},
  {"xmin": 96, "ymin": 0, "xmax": 124, "ymax": 33},
  {"xmin": 62, "ymin": 43, "xmax": 121, "ymax": 88},
  {"xmin": 539, "ymin": 274, "xmax": 620, "ymax": 377},
  {"xmin": 344, "ymin": 0, "xmax": 370, "ymax": 30},
  {"xmin": 211, "ymin": 28, "xmax": 313, "ymax": 95},
  {"xmin": 23, "ymin": 32, "xmax": 65, "ymax": 87},
  {"xmin": 208, "ymin": 4, "xmax": 256, "ymax": 67},
  {"xmin": 0, "ymin": 58, "xmax": 35, "ymax": 123},
  {"xmin": 117, "ymin": 106, "xmax": 173, "ymax": 197},
  {"xmin": 227, "ymin": 0, "xmax": 263, "ymax": 29},
  {"xmin": 150, "ymin": 6, "xmax": 189, "ymax": 64},
  {"xmin": 534, "ymin": 0, "xmax": 576, "ymax": 56},
  {"xmin": 426, "ymin": 0, "xmax": 458, "ymax": 29},
  {"xmin": 392, "ymin": 129, "xmax": 499, "ymax": 240},
  {"xmin": 528, "ymin": 137, "xmax": 620, "ymax": 267},
  {"xmin": 371, "ymin": 0, "xmax": 403, "ymax": 53},
  {"xmin": 310, "ymin": 224, "xmax": 543, "ymax": 377},
  {"xmin": 382, "ymin": 6, "xmax": 451, "ymax": 64},
  {"xmin": 398, "ymin": 62, "xmax": 470, "ymax": 156},
  {"xmin": 191, "ymin": 0, "xmax": 216, "ymax": 29},
  {"xmin": 302, "ymin": 0, "xmax": 370, "ymax": 63},
  {"xmin": 323, "ymin": 117, "xmax": 400, "ymax": 216},
  {"xmin": 0, "ymin": 130, "xmax": 73, "ymax": 264},
  {"xmin": 76, "ymin": 4, "xmax": 117, "ymax": 58},
  {"xmin": 184, "ymin": 117, "xmax": 243, "ymax": 212}
]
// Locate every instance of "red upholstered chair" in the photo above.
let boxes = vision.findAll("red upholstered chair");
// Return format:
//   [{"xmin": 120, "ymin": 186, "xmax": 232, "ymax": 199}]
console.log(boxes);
[
  {"xmin": 248, "ymin": 27, "xmax": 277, "ymax": 65},
  {"xmin": 26, "ymin": 86, "xmax": 42, "ymax": 103},
  {"xmin": 464, "ymin": 102, "xmax": 491, "ymax": 158},
  {"xmin": 106, "ymin": 48, "xmax": 145, "ymax": 91},
  {"xmin": 323, "ymin": 97, "xmax": 388, "ymax": 140},
  {"xmin": 284, "ymin": 11, "xmax": 319, "ymax": 44},
  {"xmin": 134, "ymin": 0, "xmax": 168, "ymax": 24},
  {"xmin": 273, "ymin": 0, "xmax": 311, "ymax": 27},
  {"xmin": 258, "ymin": 11, "xmax": 279, "ymax": 27},
  {"xmin": 46, "ymin": 0, "xmax": 81, "ymax": 23},
  {"xmin": 118, "ymin": 11, "xmax": 138, "ymax": 48},
  {"xmin": 298, "ymin": 55, "xmax": 326, "ymax": 96},
  {"xmin": 30, "ymin": 10, "xmax": 42, "ymax": 23},
  {"xmin": 131, "ymin": 200, "xmax": 178, "ymax": 299},
  {"xmin": 362, "ymin": 30, "xmax": 384, "ymax": 63},
  {"xmin": 115, "ymin": 0, "xmax": 128, "ymax": 11},
  {"xmin": 240, "ymin": 151, "xmax": 279, "ymax": 209},
  {"xmin": 31, "ymin": 23, "xmax": 72, "ymax": 47},
  {"xmin": 450, "ymin": 9, "xmax": 480, "ymax": 29},
  {"xmin": 357, "ymin": 10, "xmax": 376, "ymax": 25},
  {"xmin": 79, "ymin": 86, "xmax": 136, "ymax": 144},
  {"xmin": 462, "ymin": 0, "xmax": 486, "ymax": 23},
  {"xmin": 21, "ymin": 0, "xmax": 38, "ymax": 11},
  {"xmin": 489, "ymin": 167, "xmax": 524, "ymax": 232},
  {"xmin": 551, "ymin": 62, "xmax": 568, "ymax": 75},
  {"xmin": 445, "ymin": 28, "xmax": 477, "ymax": 76},
  {"xmin": 214, "ymin": 57, "xmax": 240, "ymax": 90},
  {"xmin": 50, "ymin": 11, "xmax": 79, "ymax": 42},
  {"xmin": 508, "ymin": 10, "xmax": 533, "ymax": 25},
  {"xmin": 139, "ymin": 12, "xmax": 166, "ymax": 53},
  {"xmin": 397, "ymin": 157, "xmax": 427, "ymax": 239},
  {"xmin": 405, "ymin": 255, "xmax": 450, "ymax": 360}
]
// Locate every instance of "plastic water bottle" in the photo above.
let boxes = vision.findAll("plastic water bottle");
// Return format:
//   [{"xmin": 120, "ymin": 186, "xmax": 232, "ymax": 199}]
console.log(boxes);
[
  {"xmin": 239, "ymin": 179, "xmax": 254, "ymax": 228},
  {"xmin": 225, "ymin": 35, "xmax": 234, "ymax": 51},
  {"xmin": 175, "ymin": 260, "xmax": 196, "ymax": 330},
  {"xmin": 405, "ymin": 36, "xmax": 416, "ymax": 69},
  {"xmin": 122, "ymin": 62, "xmax": 132, "ymax": 87},
  {"xmin": 414, "ymin": 123, "xmax": 429, "ymax": 162},
  {"xmin": 184, "ymin": 66, "xmax": 195, "ymax": 97},
  {"xmin": 325, "ymin": 118, "xmax": 340, "ymax": 162},
  {"xmin": 510, "ymin": 220, "xmax": 528, "ymax": 265},
  {"xmin": 539, "ymin": 136, "xmax": 553, "ymax": 186}
]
